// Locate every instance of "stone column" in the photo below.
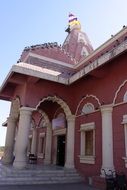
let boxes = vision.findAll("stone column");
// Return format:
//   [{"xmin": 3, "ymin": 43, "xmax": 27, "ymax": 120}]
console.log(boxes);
[
  {"xmin": 31, "ymin": 128, "xmax": 37, "ymax": 155},
  {"xmin": 65, "ymin": 115, "xmax": 75, "ymax": 169},
  {"xmin": 2, "ymin": 117, "xmax": 17, "ymax": 165},
  {"xmin": 13, "ymin": 107, "xmax": 33, "ymax": 169},
  {"xmin": 44, "ymin": 123, "xmax": 52, "ymax": 164},
  {"xmin": 100, "ymin": 104, "xmax": 114, "ymax": 175}
]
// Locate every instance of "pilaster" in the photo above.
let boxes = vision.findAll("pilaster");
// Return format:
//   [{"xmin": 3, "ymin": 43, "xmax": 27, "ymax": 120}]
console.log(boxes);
[
  {"xmin": 100, "ymin": 104, "xmax": 114, "ymax": 175},
  {"xmin": 44, "ymin": 123, "xmax": 52, "ymax": 164},
  {"xmin": 65, "ymin": 115, "xmax": 75, "ymax": 169},
  {"xmin": 122, "ymin": 115, "xmax": 127, "ymax": 168},
  {"xmin": 31, "ymin": 128, "xmax": 37, "ymax": 155}
]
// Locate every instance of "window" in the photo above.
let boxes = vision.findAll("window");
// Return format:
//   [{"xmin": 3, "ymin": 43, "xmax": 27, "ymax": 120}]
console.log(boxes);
[
  {"xmin": 80, "ymin": 122, "xmax": 95, "ymax": 164},
  {"xmin": 82, "ymin": 103, "xmax": 95, "ymax": 115},
  {"xmin": 85, "ymin": 130, "xmax": 93, "ymax": 156},
  {"xmin": 52, "ymin": 113, "xmax": 66, "ymax": 130},
  {"xmin": 38, "ymin": 133, "xmax": 45, "ymax": 158}
]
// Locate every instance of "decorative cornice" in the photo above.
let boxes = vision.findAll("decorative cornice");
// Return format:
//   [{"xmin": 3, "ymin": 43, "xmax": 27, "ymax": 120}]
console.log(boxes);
[
  {"xmin": 100, "ymin": 104, "xmax": 113, "ymax": 113},
  {"xmin": 75, "ymin": 26, "xmax": 127, "ymax": 68},
  {"xmin": 69, "ymin": 40, "xmax": 127, "ymax": 84},
  {"xmin": 25, "ymin": 52, "xmax": 74, "ymax": 69}
]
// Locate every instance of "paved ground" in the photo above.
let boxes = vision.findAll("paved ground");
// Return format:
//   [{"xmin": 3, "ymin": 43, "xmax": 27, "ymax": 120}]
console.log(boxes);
[{"xmin": 0, "ymin": 183, "xmax": 100, "ymax": 190}]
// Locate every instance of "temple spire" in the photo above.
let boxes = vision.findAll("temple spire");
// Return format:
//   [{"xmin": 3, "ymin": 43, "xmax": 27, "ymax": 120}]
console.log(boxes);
[{"xmin": 63, "ymin": 13, "xmax": 94, "ymax": 63}]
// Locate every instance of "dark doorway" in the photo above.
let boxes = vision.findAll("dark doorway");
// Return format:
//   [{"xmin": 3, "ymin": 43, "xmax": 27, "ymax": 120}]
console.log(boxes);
[{"xmin": 56, "ymin": 135, "xmax": 66, "ymax": 166}]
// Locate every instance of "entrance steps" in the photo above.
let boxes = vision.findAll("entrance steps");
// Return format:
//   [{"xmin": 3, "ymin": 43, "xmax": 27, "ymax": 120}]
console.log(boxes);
[{"xmin": 0, "ymin": 164, "xmax": 83, "ymax": 185}]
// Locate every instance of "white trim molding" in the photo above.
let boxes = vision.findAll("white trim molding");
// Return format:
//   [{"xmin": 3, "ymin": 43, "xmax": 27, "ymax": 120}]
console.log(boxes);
[
  {"xmin": 80, "ymin": 122, "xmax": 95, "ymax": 164},
  {"xmin": 123, "ymin": 91, "xmax": 127, "ymax": 102},
  {"xmin": 79, "ymin": 155, "xmax": 96, "ymax": 164},
  {"xmin": 75, "ymin": 94, "xmax": 101, "ymax": 116},
  {"xmin": 113, "ymin": 79, "xmax": 127, "ymax": 105},
  {"xmin": 53, "ymin": 128, "xmax": 66, "ymax": 136}
]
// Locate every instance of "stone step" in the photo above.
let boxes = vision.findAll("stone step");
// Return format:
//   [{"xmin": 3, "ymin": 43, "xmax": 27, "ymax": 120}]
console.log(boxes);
[
  {"xmin": 0, "ymin": 179, "xmax": 83, "ymax": 185},
  {"xmin": 2, "ymin": 169, "xmax": 80, "ymax": 177},
  {"xmin": 0, "ymin": 176, "xmax": 82, "ymax": 181},
  {"xmin": 3, "ymin": 170, "xmax": 78, "ymax": 174},
  {"xmin": 4, "ymin": 173, "xmax": 80, "ymax": 177},
  {"xmin": 0, "ymin": 164, "xmax": 83, "ymax": 185},
  {"xmin": 0, "ymin": 176, "xmax": 83, "ymax": 185}
]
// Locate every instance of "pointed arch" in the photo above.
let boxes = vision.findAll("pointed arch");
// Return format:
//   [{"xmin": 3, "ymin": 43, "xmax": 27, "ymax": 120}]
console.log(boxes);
[
  {"xmin": 75, "ymin": 94, "xmax": 101, "ymax": 116},
  {"xmin": 113, "ymin": 79, "xmax": 127, "ymax": 105},
  {"xmin": 36, "ymin": 96, "xmax": 72, "ymax": 117}
]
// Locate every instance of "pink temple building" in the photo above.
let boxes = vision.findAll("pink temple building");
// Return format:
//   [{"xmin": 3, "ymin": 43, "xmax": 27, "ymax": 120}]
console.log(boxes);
[{"xmin": 0, "ymin": 14, "xmax": 127, "ymax": 188}]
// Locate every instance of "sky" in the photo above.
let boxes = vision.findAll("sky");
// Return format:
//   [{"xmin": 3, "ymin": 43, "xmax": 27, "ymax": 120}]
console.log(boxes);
[{"xmin": 0, "ymin": 0, "xmax": 127, "ymax": 146}]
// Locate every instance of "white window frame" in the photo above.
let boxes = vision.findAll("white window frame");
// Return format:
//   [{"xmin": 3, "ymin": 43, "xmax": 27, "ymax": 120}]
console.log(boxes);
[
  {"xmin": 80, "ymin": 122, "xmax": 95, "ymax": 164},
  {"xmin": 122, "ymin": 115, "xmax": 127, "ymax": 168},
  {"xmin": 37, "ymin": 132, "xmax": 45, "ymax": 158}
]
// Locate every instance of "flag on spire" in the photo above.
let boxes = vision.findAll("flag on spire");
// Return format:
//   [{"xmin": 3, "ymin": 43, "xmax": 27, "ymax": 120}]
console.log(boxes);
[
  {"xmin": 65, "ymin": 13, "xmax": 81, "ymax": 33},
  {"xmin": 68, "ymin": 13, "xmax": 81, "ymax": 27}
]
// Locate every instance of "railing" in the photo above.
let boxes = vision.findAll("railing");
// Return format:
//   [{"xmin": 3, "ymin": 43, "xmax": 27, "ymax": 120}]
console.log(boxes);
[{"xmin": 102, "ymin": 169, "xmax": 127, "ymax": 190}]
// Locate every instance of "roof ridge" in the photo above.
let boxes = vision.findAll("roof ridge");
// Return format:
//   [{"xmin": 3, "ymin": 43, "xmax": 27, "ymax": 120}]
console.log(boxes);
[
  {"xmin": 23, "ymin": 42, "xmax": 59, "ymax": 51},
  {"xmin": 19, "ymin": 42, "xmax": 78, "ymax": 64}
]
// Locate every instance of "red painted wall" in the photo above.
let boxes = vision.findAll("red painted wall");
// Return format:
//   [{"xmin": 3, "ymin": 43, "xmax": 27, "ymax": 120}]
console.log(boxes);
[
  {"xmin": 14, "ymin": 51, "xmax": 127, "ymax": 179},
  {"xmin": 75, "ymin": 111, "xmax": 102, "ymax": 177},
  {"xmin": 113, "ymin": 104, "xmax": 127, "ymax": 173}
]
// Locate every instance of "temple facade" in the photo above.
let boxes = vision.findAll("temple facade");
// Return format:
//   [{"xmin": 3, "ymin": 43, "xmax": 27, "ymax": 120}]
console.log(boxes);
[{"xmin": 0, "ymin": 14, "xmax": 127, "ymax": 187}]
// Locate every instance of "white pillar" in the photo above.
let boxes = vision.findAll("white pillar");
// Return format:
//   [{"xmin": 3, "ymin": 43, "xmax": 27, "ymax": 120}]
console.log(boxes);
[
  {"xmin": 101, "ymin": 104, "xmax": 114, "ymax": 175},
  {"xmin": 31, "ymin": 128, "xmax": 37, "ymax": 155},
  {"xmin": 13, "ymin": 107, "xmax": 33, "ymax": 169},
  {"xmin": 65, "ymin": 115, "xmax": 75, "ymax": 169},
  {"xmin": 2, "ymin": 117, "xmax": 17, "ymax": 165},
  {"xmin": 44, "ymin": 123, "xmax": 52, "ymax": 164},
  {"xmin": 122, "ymin": 115, "xmax": 127, "ymax": 167}
]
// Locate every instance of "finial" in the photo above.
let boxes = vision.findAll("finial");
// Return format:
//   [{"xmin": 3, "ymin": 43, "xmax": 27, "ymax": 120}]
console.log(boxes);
[{"xmin": 65, "ymin": 13, "xmax": 81, "ymax": 33}]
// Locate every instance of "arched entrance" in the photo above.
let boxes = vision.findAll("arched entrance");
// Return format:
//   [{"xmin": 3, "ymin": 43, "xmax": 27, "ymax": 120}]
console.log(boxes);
[
  {"xmin": 52, "ymin": 113, "xmax": 66, "ymax": 166},
  {"xmin": 36, "ymin": 96, "xmax": 75, "ymax": 168}
]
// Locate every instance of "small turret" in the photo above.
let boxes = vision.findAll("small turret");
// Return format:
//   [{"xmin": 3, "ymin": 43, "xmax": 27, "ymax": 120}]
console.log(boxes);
[{"xmin": 63, "ymin": 13, "xmax": 93, "ymax": 63}]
